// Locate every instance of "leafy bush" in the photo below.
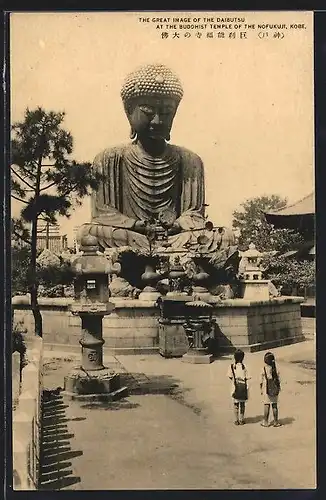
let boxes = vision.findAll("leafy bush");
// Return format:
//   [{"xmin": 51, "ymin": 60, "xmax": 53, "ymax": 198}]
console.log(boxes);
[
  {"xmin": 232, "ymin": 194, "xmax": 307, "ymax": 253},
  {"xmin": 37, "ymin": 260, "xmax": 75, "ymax": 287},
  {"xmin": 12, "ymin": 246, "xmax": 75, "ymax": 296},
  {"xmin": 262, "ymin": 254, "xmax": 315, "ymax": 290},
  {"xmin": 38, "ymin": 284, "xmax": 65, "ymax": 297},
  {"xmin": 12, "ymin": 321, "xmax": 28, "ymax": 369},
  {"xmin": 12, "ymin": 246, "xmax": 32, "ymax": 295}
]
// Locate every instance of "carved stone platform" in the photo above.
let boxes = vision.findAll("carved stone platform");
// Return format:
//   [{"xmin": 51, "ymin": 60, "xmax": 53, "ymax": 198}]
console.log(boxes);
[
  {"xmin": 63, "ymin": 367, "xmax": 128, "ymax": 401},
  {"xmin": 13, "ymin": 296, "xmax": 306, "ymax": 354}
]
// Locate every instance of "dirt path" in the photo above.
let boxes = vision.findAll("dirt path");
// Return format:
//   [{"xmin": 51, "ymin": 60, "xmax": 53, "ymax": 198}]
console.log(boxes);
[
  {"xmin": 49, "ymin": 393, "xmax": 293, "ymax": 490},
  {"xmin": 40, "ymin": 340, "xmax": 316, "ymax": 490}
]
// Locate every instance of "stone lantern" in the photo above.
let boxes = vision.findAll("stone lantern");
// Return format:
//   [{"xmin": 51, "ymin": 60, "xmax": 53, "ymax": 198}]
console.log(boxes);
[
  {"xmin": 240, "ymin": 243, "xmax": 270, "ymax": 301},
  {"xmin": 243, "ymin": 243, "xmax": 263, "ymax": 280},
  {"xmin": 63, "ymin": 235, "xmax": 128, "ymax": 401}
]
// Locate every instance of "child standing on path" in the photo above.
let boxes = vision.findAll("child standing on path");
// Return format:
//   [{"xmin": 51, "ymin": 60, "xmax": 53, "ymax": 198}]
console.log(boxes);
[
  {"xmin": 227, "ymin": 349, "xmax": 250, "ymax": 425},
  {"xmin": 260, "ymin": 351, "xmax": 282, "ymax": 427}
]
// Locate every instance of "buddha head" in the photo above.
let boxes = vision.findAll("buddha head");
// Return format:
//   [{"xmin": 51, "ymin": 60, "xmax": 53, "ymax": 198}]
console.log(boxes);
[{"xmin": 121, "ymin": 63, "xmax": 183, "ymax": 142}]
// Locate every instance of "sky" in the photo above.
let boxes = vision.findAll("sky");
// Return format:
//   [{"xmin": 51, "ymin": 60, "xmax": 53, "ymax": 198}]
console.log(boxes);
[{"xmin": 10, "ymin": 11, "xmax": 314, "ymax": 246}]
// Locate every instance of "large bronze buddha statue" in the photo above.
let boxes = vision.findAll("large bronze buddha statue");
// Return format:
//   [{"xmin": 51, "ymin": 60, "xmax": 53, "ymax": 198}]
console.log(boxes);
[{"xmin": 79, "ymin": 63, "xmax": 238, "ymax": 287}]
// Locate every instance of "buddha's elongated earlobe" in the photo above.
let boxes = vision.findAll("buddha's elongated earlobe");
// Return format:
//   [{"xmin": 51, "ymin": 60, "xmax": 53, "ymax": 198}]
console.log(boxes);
[
  {"xmin": 165, "ymin": 132, "xmax": 170, "ymax": 141},
  {"xmin": 130, "ymin": 127, "xmax": 137, "ymax": 140}
]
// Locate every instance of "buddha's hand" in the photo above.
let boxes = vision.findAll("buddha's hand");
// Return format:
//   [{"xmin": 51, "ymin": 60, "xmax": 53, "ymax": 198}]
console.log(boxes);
[
  {"xmin": 158, "ymin": 208, "xmax": 177, "ymax": 229},
  {"xmin": 134, "ymin": 220, "xmax": 163, "ymax": 237},
  {"xmin": 167, "ymin": 221, "xmax": 181, "ymax": 236},
  {"xmin": 133, "ymin": 220, "xmax": 148, "ymax": 234}
]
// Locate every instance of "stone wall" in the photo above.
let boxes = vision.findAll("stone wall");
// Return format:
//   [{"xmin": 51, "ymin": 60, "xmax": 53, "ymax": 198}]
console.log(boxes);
[
  {"xmin": 212, "ymin": 297, "xmax": 305, "ymax": 352},
  {"xmin": 301, "ymin": 317, "xmax": 316, "ymax": 338},
  {"xmin": 13, "ymin": 296, "xmax": 160, "ymax": 354},
  {"xmin": 12, "ymin": 295, "xmax": 305, "ymax": 355},
  {"xmin": 12, "ymin": 336, "xmax": 43, "ymax": 490},
  {"xmin": 12, "ymin": 352, "xmax": 21, "ymax": 411}
]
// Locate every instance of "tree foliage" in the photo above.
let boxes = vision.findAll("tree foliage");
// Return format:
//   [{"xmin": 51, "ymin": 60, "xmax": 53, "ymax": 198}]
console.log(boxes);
[
  {"xmin": 11, "ymin": 246, "xmax": 33, "ymax": 295},
  {"xmin": 37, "ymin": 260, "xmax": 75, "ymax": 288},
  {"xmin": 12, "ymin": 245, "xmax": 75, "ymax": 297},
  {"xmin": 11, "ymin": 107, "xmax": 100, "ymax": 229},
  {"xmin": 232, "ymin": 194, "xmax": 315, "ymax": 293},
  {"xmin": 262, "ymin": 254, "xmax": 315, "ymax": 290},
  {"xmin": 232, "ymin": 194, "xmax": 304, "ymax": 252},
  {"xmin": 11, "ymin": 107, "xmax": 102, "ymax": 336}
]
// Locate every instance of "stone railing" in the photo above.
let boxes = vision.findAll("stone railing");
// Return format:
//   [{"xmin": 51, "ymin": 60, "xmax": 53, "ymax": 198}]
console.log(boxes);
[{"xmin": 12, "ymin": 336, "xmax": 43, "ymax": 490}]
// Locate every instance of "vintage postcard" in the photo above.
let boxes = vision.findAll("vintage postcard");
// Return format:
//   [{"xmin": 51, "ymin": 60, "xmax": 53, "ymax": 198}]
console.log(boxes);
[{"xmin": 8, "ymin": 11, "xmax": 315, "ymax": 491}]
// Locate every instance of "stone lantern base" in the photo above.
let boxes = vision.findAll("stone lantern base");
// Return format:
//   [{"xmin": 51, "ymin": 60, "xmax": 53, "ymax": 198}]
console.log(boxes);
[
  {"xmin": 182, "ymin": 350, "xmax": 214, "ymax": 364},
  {"xmin": 63, "ymin": 368, "xmax": 128, "ymax": 402},
  {"xmin": 240, "ymin": 280, "xmax": 270, "ymax": 301}
]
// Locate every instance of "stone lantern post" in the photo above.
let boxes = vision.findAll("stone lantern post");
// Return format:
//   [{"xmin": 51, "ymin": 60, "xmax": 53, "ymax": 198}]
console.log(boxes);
[{"xmin": 63, "ymin": 235, "xmax": 128, "ymax": 401}]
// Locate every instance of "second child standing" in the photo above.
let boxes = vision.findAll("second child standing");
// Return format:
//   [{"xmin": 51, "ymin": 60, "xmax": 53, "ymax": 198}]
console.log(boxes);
[
  {"xmin": 228, "ymin": 349, "xmax": 250, "ymax": 425},
  {"xmin": 260, "ymin": 351, "xmax": 282, "ymax": 427}
]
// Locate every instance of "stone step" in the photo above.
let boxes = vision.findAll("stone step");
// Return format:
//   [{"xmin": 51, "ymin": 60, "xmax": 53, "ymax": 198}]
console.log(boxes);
[{"xmin": 62, "ymin": 386, "xmax": 129, "ymax": 402}]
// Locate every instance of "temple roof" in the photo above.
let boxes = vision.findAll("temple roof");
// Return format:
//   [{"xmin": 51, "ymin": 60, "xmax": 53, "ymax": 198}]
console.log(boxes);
[
  {"xmin": 264, "ymin": 192, "xmax": 315, "ymax": 232},
  {"xmin": 265, "ymin": 192, "xmax": 314, "ymax": 217}
]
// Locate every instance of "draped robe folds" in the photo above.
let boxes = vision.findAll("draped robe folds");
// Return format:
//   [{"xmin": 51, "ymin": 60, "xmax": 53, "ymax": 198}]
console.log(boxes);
[{"xmin": 79, "ymin": 142, "xmax": 236, "ymax": 255}]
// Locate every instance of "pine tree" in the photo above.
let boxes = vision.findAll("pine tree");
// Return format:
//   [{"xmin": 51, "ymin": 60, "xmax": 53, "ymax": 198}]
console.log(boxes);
[{"xmin": 11, "ymin": 107, "xmax": 101, "ymax": 336}]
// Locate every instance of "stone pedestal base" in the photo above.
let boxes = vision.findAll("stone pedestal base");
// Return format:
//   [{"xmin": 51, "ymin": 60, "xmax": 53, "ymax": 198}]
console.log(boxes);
[
  {"xmin": 182, "ymin": 350, "xmax": 214, "ymax": 364},
  {"xmin": 138, "ymin": 289, "xmax": 161, "ymax": 301},
  {"xmin": 166, "ymin": 292, "xmax": 189, "ymax": 299},
  {"xmin": 63, "ymin": 367, "xmax": 128, "ymax": 401},
  {"xmin": 192, "ymin": 286, "xmax": 212, "ymax": 302},
  {"xmin": 158, "ymin": 320, "xmax": 188, "ymax": 358},
  {"xmin": 240, "ymin": 280, "xmax": 270, "ymax": 301},
  {"xmin": 13, "ymin": 295, "xmax": 305, "ymax": 355}
]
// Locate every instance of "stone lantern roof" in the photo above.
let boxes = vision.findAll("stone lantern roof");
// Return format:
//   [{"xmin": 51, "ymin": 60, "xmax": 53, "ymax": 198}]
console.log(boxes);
[
  {"xmin": 242, "ymin": 243, "xmax": 262, "ymax": 259},
  {"xmin": 72, "ymin": 235, "xmax": 111, "ymax": 276}
]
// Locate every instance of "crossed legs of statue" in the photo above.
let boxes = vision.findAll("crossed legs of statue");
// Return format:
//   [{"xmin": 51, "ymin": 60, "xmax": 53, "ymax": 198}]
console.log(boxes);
[
  {"xmin": 78, "ymin": 223, "xmax": 236, "ymax": 254},
  {"xmin": 78, "ymin": 224, "xmax": 151, "ymax": 253},
  {"xmin": 77, "ymin": 223, "xmax": 239, "ymax": 292}
]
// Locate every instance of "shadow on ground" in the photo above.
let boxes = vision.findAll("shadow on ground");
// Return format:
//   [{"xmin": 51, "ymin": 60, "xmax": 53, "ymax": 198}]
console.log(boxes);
[
  {"xmin": 244, "ymin": 415, "xmax": 295, "ymax": 426},
  {"xmin": 119, "ymin": 372, "xmax": 182, "ymax": 396},
  {"xmin": 244, "ymin": 415, "xmax": 264, "ymax": 424},
  {"xmin": 80, "ymin": 399, "xmax": 141, "ymax": 411},
  {"xmin": 279, "ymin": 417, "xmax": 295, "ymax": 426},
  {"xmin": 39, "ymin": 389, "xmax": 83, "ymax": 490},
  {"xmin": 44, "ymin": 358, "xmax": 201, "ymax": 416},
  {"xmin": 78, "ymin": 372, "xmax": 202, "ymax": 415}
]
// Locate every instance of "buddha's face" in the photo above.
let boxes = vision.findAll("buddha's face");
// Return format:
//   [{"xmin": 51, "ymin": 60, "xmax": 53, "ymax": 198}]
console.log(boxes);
[{"xmin": 126, "ymin": 96, "xmax": 178, "ymax": 141}]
